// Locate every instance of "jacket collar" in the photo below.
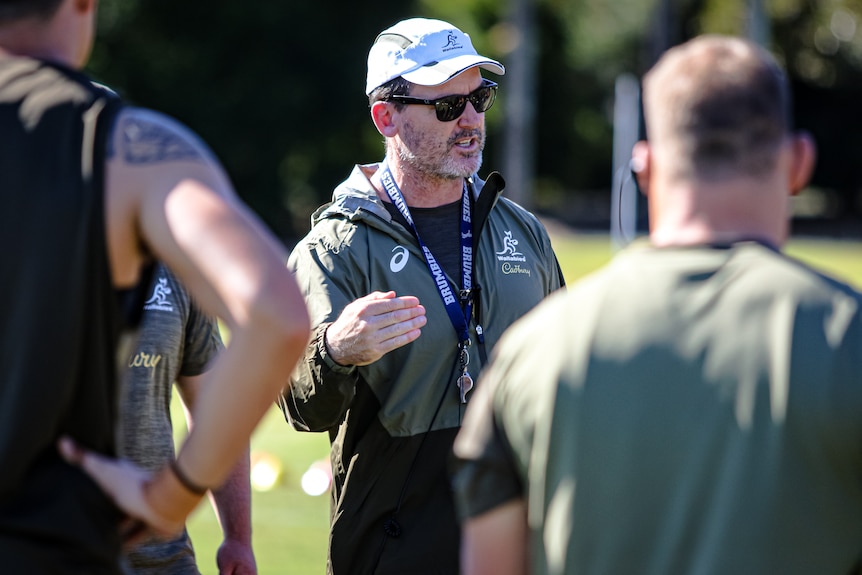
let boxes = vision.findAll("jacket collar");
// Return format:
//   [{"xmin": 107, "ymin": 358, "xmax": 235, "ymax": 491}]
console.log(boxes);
[{"xmin": 312, "ymin": 163, "xmax": 502, "ymax": 226}]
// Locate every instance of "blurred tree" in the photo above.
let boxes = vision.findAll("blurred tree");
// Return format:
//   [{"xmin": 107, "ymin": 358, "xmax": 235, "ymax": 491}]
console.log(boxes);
[
  {"xmin": 90, "ymin": 0, "xmax": 417, "ymax": 241},
  {"xmin": 697, "ymin": 0, "xmax": 862, "ymax": 230},
  {"xmin": 88, "ymin": 0, "xmax": 862, "ymax": 240}
]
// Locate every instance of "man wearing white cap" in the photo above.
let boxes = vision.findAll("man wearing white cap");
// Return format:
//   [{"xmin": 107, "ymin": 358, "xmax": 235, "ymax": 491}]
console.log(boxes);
[{"xmin": 279, "ymin": 17, "xmax": 564, "ymax": 575}]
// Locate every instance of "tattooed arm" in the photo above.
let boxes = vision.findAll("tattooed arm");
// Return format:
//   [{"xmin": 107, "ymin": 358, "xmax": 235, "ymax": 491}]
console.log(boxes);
[{"xmin": 61, "ymin": 106, "xmax": 310, "ymax": 538}]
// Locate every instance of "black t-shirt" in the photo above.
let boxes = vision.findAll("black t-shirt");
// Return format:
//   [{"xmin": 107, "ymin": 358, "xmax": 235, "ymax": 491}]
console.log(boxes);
[{"xmin": 384, "ymin": 198, "xmax": 464, "ymax": 287}]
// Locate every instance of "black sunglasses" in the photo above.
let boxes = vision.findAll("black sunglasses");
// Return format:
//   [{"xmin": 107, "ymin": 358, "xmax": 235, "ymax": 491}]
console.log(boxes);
[{"xmin": 386, "ymin": 79, "xmax": 498, "ymax": 122}]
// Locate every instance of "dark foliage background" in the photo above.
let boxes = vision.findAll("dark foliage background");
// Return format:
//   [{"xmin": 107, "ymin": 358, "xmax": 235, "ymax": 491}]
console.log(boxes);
[{"xmin": 88, "ymin": 0, "xmax": 862, "ymax": 242}]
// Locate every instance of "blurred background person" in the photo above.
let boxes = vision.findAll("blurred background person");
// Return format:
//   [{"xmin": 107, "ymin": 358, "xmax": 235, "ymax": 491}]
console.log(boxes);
[
  {"xmin": 119, "ymin": 263, "xmax": 256, "ymax": 575},
  {"xmin": 453, "ymin": 34, "xmax": 862, "ymax": 575}
]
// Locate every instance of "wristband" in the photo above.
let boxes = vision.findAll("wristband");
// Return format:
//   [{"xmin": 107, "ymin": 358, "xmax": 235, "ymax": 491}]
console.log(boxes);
[{"xmin": 169, "ymin": 459, "xmax": 209, "ymax": 496}]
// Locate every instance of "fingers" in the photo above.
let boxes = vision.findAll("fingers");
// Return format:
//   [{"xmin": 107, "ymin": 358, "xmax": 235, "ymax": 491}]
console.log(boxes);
[
  {"xmin": 338, "ymin": 293, "xmax": 425, "ymax": 333},
  {"xmin": 58, "ymin": 436, "xmax": 126, "ymax": 497},
  {"xmin": 58, "ymin": 436, "xmax": 85, "ymax": 466},
  {"xmin": 358, "ymin": 291, "xmax": 422, "ymax": 317},
  {"xmin": 59, "ymin": 437, "xmax": 149, "ymax": 542},
  {"xmin": 365, "ymin": 290, "xmax": 396, "ymax": 301},
  {"xmin": 57, "ymin": 436, "xmax": 184, "ymax": 540},
  {"xmin": 327, "ymin": 292, "xmax": 427, "ymax": 366},
  {"xmin": 375, "ymin": 308, "xmax": 426, "ymax": 343},
  {"xmin": 378, "ymin": 324, "xmax": 423, "ymax": 351},
  {"xmin": 360, "ymin": 297, "xmax": 425, "ymax": 330},
  {"xmin": 59, "ymin": 436, "xmax": 121, "ymax": 495},
  {"xmin": 385, "ymin": 302, "xmax": 426, "ymax": 324}
]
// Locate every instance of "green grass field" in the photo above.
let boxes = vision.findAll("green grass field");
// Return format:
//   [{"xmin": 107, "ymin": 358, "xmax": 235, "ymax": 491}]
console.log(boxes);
[{"xmin": 178, "ymin": 229, "xmax": 862, "ymax": 575}]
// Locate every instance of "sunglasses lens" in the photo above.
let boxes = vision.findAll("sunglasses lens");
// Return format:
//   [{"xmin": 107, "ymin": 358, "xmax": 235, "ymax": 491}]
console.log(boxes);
[
  {"xmin": 435, "ymin": 96, "xmax": 467, "ymax": 122},
  {"xmin": 472, "ymin": 86, "xmax": 496, "ymax": 113},
  {"xmin": 433, "ymin": 85, "xmax": 497, "ymax": 121}
]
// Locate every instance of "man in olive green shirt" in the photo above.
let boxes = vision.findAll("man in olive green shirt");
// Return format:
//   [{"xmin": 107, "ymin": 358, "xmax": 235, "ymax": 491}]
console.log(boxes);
[{"xmin": 453, "ymin": 35, "xmax": 862, "ymax": 575}]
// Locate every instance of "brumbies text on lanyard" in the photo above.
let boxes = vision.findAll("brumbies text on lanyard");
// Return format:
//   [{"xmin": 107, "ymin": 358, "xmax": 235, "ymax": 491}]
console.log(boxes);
[{"xmin": 378, "ymin": 162, "xmax": 475, "ymax": 403}]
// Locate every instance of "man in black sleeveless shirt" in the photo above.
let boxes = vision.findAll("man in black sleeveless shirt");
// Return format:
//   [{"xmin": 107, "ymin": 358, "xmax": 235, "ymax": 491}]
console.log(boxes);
[{"xmin": 0, "ymin": 0, "xmax": 310, "ymax": 572}]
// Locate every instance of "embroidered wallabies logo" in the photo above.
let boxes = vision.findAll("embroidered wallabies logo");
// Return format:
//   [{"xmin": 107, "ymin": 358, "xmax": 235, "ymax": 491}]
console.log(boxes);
[
  {"xmin": 441, "ymin": 31, "xmax": 462, "ymax": 51},
  {"xmin": 143, "ymin": 277, "xmax": 174, "ymax": 311},
  {"xmin": 495, "ymin": 231, "xmax": 523, "ymax": 257}
]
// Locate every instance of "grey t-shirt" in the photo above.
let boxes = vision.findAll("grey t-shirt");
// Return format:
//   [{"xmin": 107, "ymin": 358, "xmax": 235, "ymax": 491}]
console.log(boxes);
[{"xmin": 118, "ymin": 263, "xmax": 223, "ymax": 575}]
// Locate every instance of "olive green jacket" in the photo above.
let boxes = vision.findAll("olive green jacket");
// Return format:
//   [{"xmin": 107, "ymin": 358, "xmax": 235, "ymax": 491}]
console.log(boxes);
[{"xmin": 280, "ymin": 163, "xmax": 563, "ymax": 575}]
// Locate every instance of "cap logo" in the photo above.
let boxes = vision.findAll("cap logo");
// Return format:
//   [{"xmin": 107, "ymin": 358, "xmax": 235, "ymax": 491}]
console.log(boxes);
[
  {"xmin": 442, "ymin": 31, "xmax": 463, "ymax": 52},
  {"xmin": 365, "ymin": 19, "xmax": 505, "ymax": 94}
]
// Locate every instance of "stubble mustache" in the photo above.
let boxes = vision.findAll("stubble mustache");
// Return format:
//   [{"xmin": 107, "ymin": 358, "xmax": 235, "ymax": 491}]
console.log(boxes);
[{"xmin": 448, "ymin": 129, "xmax": 485, "ymax": 154}]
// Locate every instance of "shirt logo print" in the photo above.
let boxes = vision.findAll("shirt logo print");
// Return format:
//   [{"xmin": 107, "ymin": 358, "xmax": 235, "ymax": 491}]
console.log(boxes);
[
  {"xmin": 128, "ymin": 351, "xmax": 163, "ymax": 373},
  {"xmin": 143, "ymin": 277, "xmax": 174, "ymax": 312},
  {"xmin": 495, "ymin": 231, "xmax": 532, "ymax": 277},
  {"xmin": 495, "ymin": 231, "xmax": 525, "ymax": 259},
  {"xmin": 390, "ymin": 246, "xmax": 409, "ymax": 273}
]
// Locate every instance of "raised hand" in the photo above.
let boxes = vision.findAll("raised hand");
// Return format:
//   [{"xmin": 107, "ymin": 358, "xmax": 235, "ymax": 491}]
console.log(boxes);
[{"xmin": 325, "ymin": 291, "xmax": 427, "ymax": 366}]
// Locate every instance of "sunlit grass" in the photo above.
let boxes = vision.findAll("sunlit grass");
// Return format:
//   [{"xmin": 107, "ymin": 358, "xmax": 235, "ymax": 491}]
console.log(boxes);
[{"xmin": 548, "ymin": 230, "xmax": 862, "ymax": 289}]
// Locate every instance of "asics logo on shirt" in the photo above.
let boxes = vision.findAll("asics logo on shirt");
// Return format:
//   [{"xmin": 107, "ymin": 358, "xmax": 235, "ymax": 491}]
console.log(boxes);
[
  {"xmin": 143, "ymin": 277, "xmax": 174, "ymax": 312},
  {"xmin": 390, "ymin": 246, "xmax": 409, "ymax": 273}
]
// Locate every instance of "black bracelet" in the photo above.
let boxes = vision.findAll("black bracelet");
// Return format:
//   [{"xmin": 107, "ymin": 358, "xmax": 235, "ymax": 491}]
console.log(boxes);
[{"xmin": 169, "ymin": 459, "xmax": 209, "ymax": 496}]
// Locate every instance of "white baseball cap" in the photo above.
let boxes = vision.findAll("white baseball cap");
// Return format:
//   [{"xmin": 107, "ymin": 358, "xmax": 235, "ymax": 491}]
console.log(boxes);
[{"xmin": 365, "ymin": 18, "xmax": 505, "ymax": 95}]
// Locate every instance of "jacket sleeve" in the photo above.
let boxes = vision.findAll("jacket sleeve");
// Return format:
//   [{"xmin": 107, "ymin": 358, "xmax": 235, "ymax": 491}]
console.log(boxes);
[
  {"xmin": 279, "ymin": 322, "xmax": 359, "ymax": 432},
  {"xmin": 278, "ymin": 229, "xmax": 364, "ymax": 432}
]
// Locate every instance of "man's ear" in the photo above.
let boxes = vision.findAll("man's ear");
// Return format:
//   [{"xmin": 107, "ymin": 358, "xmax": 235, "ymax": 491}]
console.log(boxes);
[
  {"xmin": 631, "ymin": 140, "xmax": 650, "ymax": 196},
  {"xmin": 370, "ymin": 101, "xmax": 398, "ymax": 138},
  {"xmin": 788, "ymin": 131, "xmax": 816, "ymax": 196}
]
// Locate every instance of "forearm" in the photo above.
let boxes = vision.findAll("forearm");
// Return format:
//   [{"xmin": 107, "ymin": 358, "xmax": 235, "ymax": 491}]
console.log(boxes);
[
  {"xmin": 210, "ymin": 446, "xmax": 252, "ymax": 544},
  {"xmin": 176, "ymin": 307, "xmax": 308, "ymax": 491},
  {"xmin": 280, "ymin": 323, "xmax": 358, "ymax": 432},
  {"xmin": 461, "ymin": 499, "xmax": 529, "ymax": 575}
]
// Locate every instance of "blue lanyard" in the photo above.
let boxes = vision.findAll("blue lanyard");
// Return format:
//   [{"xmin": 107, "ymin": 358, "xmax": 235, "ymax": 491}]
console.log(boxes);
[{"xmin": 378, "ymin": 162, "xmax": 473, "ymax": 345}]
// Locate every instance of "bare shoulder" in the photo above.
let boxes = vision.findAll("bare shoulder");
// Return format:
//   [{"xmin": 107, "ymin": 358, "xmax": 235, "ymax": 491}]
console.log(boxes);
[
  {"xmin": 107, "ymin": 106, "xmax": 217, "ymax": 167},
  {"xmin": 103, "ymin": 106, "xmax": 234, "ymax": 288},
  {"xmin": 105, "ymin": 105, "xmax": 233, "ymax": 202}
]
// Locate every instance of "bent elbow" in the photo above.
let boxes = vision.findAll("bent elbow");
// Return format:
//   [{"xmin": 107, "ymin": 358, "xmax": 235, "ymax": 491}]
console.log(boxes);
[
  {"xmin": 268, "ymin": 293, "xmax": 312, "ymax": 370},
  {"xmin": 235, "ymin": 274, "xmax": 312, "ymax": 391}
]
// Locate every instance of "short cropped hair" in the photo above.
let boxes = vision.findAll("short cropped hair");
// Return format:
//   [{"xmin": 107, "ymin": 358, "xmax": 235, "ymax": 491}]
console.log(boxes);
[
  {"xmin": 642, "ymin": 35, "xmax": 791, "ymax": 181},
  {"xmin": 0, "ymin": 0, "xmax": 63, "ymax": 24},
  {"xmin": 368, "ymin": 76, "xmax": 412, "ymax": 110}
]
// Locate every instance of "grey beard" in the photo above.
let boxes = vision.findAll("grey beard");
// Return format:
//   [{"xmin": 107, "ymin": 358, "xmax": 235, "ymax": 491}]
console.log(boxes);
[
  {"xmin": 389, "ymin": 133, "xmax": 484, "ymax": 180},
  {"xmin": 396, "ymin": 148, "xmax": 482, "ymax": 180}
]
